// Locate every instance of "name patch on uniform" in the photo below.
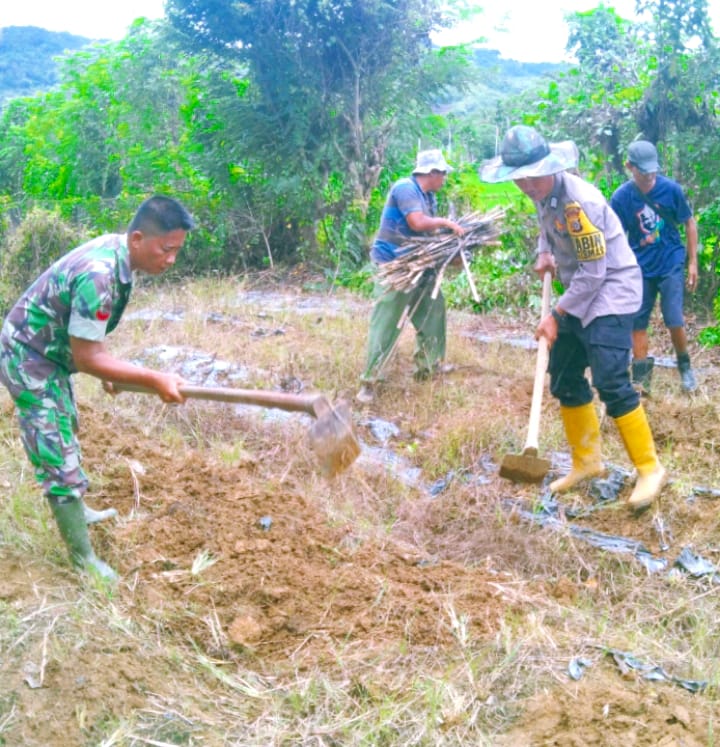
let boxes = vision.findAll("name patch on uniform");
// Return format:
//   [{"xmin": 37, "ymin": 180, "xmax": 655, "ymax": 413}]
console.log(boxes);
[{"xmin": 564, "ymin": 202, "xmax": 606, "ymax": 261}]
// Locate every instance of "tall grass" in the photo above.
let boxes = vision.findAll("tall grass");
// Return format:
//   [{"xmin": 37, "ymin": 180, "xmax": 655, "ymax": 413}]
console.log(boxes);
[{"xmin": 1, "ymin": 275, "xmax": 719, "ymax": 745}]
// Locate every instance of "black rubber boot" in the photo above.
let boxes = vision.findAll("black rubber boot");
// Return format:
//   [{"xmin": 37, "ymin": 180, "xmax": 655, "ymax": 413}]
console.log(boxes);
[
  {"xmin": 677, "ymin": 353, "xmax": 697, "ymax": 393},
  {"xmin": 631, "ymin": 357, "xmax": 654, "ymax": 396},
  {"xmin": 49, "ymin": 498, "xmax": 118, "ymax": 581}
]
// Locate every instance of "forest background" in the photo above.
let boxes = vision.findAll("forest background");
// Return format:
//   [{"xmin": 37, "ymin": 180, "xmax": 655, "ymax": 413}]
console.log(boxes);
[{"xmin": 0, "ymin": 0, "xmax": 719, "ymax": 340}]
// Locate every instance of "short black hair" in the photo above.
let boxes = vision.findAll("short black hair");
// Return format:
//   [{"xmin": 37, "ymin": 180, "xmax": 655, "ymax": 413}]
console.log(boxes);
[{"xmin": 128, "ymin": 195, "xmax": 196, "ymax": 236}]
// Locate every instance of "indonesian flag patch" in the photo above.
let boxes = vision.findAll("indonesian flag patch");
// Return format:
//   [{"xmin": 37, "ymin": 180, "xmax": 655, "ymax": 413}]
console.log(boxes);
[{"xmin": 95, "ymin": 308, "xmax": 111, "ymax": 321}]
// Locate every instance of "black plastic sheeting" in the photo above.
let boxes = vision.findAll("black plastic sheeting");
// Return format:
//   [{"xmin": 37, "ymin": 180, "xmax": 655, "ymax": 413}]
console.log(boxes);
[
  {"xmin": 359, "ymin": 420, "xmax": 720, "ymax": 583},
  {"xmin": 568, "ymin": 648, "xmax": 707, "ymax": 693},
  {"xmin": 439, "ymin": 457, "xmax": 716, "ymax": 694},
  {"xmin": 513, "ymin": 466, "xmax": 720, "ymax": 581}
]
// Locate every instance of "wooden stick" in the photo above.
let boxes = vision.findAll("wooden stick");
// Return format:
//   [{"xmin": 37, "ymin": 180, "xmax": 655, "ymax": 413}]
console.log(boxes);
[
  {"xmin": 375, "ymin": 288, "xmax": 427, "ymax": 379},
  {"xmin": 431, "ymin": 250, "xmax": 458, "ymax": 299},
  {"xmin": 459, "ymin": 245, "xmax": 480, "ymax": 302}
]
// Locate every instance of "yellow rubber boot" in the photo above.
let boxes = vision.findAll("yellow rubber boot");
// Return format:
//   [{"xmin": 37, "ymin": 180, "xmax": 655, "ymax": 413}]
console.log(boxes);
[
  {"xmin": 614, "ymin": 405, "xmax": 667, "ymax": 512},
  {"xmin": 549, "ymin": 403, "xmax": 604, "ymax": 493}
]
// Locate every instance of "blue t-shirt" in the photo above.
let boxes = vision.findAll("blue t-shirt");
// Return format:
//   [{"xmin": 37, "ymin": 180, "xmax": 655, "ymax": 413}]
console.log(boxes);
[
  {"xmin": 610, "ymin": 175, "xmax": 692, "ymax": 277},
  {"xmin": 371, "ymin": 176, "xmax": 437, "ymax": 263}
]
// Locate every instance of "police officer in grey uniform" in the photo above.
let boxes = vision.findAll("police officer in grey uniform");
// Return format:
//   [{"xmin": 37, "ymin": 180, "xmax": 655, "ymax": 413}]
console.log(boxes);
[{"xmin": 481, "ymin": 125, "xmax": 666, "ymax": 512}]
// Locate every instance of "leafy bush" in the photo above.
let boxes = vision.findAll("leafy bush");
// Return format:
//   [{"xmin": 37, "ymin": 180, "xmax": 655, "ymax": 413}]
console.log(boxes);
[
  {"xmin": 698, "ymin": 325, "xmax": 720, "ymax": 347},
  {"xmin": 332, "ymin": 263, "xmax": 375, "ymax": 297},
  {"xmin": 445, "ymin": 199, "xmax": 540, "ymax": 312},
  {"xmin": 0, "ymin": 207, "xmax": 87, "ymax": 315}
]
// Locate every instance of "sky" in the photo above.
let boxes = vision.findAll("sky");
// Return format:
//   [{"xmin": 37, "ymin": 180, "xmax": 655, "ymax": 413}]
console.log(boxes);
[
  {"xmin": 434, "ymin": 0, "xmax": 720, "ymax": 62},
  {"xmin": 2, "ymin": 0, "xmax": 720, "ymax": 63},
  {"xmin": 1, "ymin": 0, "xmax": 167, "ymax": 42}
]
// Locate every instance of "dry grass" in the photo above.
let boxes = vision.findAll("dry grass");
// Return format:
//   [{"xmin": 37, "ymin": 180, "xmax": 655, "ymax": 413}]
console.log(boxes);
[{"xmin": 1, "ymin": 274, "xmax": 720, "ymax": 745}]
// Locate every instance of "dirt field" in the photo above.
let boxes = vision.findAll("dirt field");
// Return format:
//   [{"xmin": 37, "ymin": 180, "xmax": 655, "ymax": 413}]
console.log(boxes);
[{"xmin": 2, "ymin": 282, "xmax": 720, "ymax": 745}]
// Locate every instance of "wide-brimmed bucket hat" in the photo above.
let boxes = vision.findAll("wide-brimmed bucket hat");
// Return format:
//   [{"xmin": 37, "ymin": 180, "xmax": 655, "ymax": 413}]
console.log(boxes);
[
  {"xmin": 480, "ymin": 125, "xmax": 578, "ymax": 183},
  {"xmin": 413, "ymin": 149, "xmax": 454, "ymax": 174}
]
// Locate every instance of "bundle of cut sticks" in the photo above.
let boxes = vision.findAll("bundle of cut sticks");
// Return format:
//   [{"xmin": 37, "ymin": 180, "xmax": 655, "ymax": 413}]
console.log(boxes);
[{"xmin": 375, "ymin": 207, "xmax": 506, "ymax": 301}]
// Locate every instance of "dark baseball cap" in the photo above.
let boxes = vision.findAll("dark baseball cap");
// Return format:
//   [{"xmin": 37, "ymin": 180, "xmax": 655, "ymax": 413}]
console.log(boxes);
[{"xmin": 627, "ymin": 140, "xmax": 659, "ymax": 174}]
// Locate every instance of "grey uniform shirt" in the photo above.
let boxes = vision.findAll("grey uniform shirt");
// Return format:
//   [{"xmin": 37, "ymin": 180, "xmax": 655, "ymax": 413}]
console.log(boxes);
[{"xmin": 536, "ymin": 172, "xmax": 642, "ymax": 327}]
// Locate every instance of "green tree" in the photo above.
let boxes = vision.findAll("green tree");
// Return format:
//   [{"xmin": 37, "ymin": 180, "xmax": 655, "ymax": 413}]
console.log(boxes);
[
  {"xmin": 165, "ymin": 0, "xmax": 475, "ymax": 264},
  {"xmin": 508, "ymin": 5, "xmax": 649, "ymax": 187},
  {"xmin": 0, "ymin": 22, "xmax": 231, "ymax": 270},
  {"xmin": 634, "ymin": 0, "xmax": 717, "ymax": 144}
]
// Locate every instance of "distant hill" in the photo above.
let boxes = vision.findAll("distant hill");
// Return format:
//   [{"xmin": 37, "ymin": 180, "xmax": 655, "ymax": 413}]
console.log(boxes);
[
  {"xmin": 433, "ymin": 47, "xmax": 567, "ymax": 124},
  {"xmin": 473, "ymin": 48, "xmax": 566, "ymax": 85},
  {"xmin": 0, "ymin": 26, "xmax": 93, "ymax": 105},
  {"xmin": 470, "ymin": 48, "xmax": 567, "ymax": 100},
  {"xmin": 0, "ymin": 26, "xmax": 566, "ymax": 113}
]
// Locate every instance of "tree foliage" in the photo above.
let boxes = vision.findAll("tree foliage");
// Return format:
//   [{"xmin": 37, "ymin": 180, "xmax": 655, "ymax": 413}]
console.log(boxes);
[
  {"xmin": 3, "ymin": 3, "xmax": 720, "ymax": 329},
  {"xmin": 506, "ymin": 0, "xmax": 720, "ymax": 315},
  {"xmin": 165, "ymin": 0, "xmax": 475, "ymax": 264}
]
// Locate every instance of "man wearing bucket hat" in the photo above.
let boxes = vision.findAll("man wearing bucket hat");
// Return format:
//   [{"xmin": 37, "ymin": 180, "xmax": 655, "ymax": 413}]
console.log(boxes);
[
  {"xmin": 610, "ymin": 140, "xmax": 698, "ymax": 394},
  {"xmin": 481, "ymin": 125, "xmax": 666, "ymax": 512},
  {"xmin": 356, "ymin": 149, "xmax": 465, "ymax": 404}
]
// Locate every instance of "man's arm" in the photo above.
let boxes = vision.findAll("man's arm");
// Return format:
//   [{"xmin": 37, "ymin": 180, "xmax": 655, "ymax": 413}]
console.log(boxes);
[
  {"xmin": 533, "ymin": 252, "xmax": 562, "ymax": 346},
  {"xmin": 684, "ymin": 216, "xmax": 698, "ymax": 292},
  {"xmin": 70, "ymin": 337, "xmax": 186, "ymax": 403},
  {"xmin": 406, "ymin": 211, "xmax": 465, "ymax": 236}
]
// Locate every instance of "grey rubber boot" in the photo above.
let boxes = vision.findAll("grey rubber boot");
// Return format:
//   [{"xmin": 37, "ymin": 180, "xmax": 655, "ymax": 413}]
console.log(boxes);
[
  {"xmin": 81, "ymin": 500, "xmax": 118, "ymax": 525},
  {"xmin": 49, "ymin": 498, "xmax": 118, "ymax": 581},
  {"xmin": 677, "ymin": 353, "xmax": 697, "ymax": 392},
  {"xmin": 356, "ymin": 383, "xmax": 375, "ymax": 404},
  {"xmin": 631, "ymin": 357, "xmax": 654, "ymax": 396}
]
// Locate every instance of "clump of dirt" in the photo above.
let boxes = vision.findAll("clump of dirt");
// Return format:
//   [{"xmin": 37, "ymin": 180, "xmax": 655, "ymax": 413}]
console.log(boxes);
[
  {"xmin": 81, "ymin": 407, "xmax": 514, "ymax": 669},
  {"xmin": 0, "ymin": 552, "xmax": 195, "ymax": 746},
  {"xmin": 3, "ymin": 292, "xmax": 720, "ymax": 746},
  {"xmin": 495, "ymin": 670, "xmax": 713, "ymax": 746}
]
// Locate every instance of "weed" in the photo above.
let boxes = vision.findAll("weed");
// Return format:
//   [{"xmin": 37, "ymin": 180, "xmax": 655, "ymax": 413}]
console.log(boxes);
[{"xmin": 0, "ymin": 275, "xmax": 719, "ymax": 746}]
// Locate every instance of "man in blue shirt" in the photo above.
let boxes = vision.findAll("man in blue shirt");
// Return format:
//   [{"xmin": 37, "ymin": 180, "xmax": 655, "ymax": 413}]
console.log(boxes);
[
  {"xmin": 356, "ymin": 149, "xmax": 465, "ymax": 404},
  {"xmin": 610, "ymin": 140, "xmax": 699, "ymax": 393}
]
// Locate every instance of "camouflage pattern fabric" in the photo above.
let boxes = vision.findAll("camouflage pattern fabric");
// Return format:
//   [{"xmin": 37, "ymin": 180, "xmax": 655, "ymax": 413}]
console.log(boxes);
[
  {"xmin": 0, "ymin": 234, "xmax": 132, "ymax": 373},
  {"xmin": 0, "ymin": 235, "xmax": 133, "ymax": 501},
  {"xmin": 0, "ymin": 351, "xmax": 87, "ymax": 501}
]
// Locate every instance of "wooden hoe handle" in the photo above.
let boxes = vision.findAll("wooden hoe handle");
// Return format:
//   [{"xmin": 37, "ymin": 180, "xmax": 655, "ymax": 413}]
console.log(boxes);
[
  {"xmin": 524, "ymin": 272, "xmax": 552, "ymax": 454},
  {"xmin": 112, "ymin": 382, "xmax": 326, "ymax": 417}
]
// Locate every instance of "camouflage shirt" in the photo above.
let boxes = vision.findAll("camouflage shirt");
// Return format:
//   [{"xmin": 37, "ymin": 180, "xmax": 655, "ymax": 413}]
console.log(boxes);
[{"xmin": 0, "ymin": 234, "xmax": 133, "ymax": 374}]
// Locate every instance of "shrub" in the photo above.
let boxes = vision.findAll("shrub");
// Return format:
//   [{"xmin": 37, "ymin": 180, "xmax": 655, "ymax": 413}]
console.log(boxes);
[{"xmin": 0, "ymin": 207, "xmax": 87, "ymax": 315}]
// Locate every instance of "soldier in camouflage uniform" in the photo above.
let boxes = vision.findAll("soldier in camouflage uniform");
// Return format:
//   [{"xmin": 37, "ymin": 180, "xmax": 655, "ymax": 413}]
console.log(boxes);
[{"xmin": 0, "ymin": 195, "xmax": 195, "ymax": 580}]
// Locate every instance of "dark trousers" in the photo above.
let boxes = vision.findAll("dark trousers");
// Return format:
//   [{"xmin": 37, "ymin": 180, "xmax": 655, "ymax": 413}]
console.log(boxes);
[{"xmin": 549, "ymin": 313, "xmax": 639, "ymax": 419}]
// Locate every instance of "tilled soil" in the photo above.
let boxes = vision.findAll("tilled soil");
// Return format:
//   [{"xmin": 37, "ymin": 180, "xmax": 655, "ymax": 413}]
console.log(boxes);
[{"xmin": 2, "ymin": 290, "xmax": 720, "ymax": 745}]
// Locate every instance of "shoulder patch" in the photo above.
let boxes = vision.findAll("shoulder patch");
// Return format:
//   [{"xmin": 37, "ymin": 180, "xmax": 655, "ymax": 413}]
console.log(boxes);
[{"xmin": 564, "ymin": 202, "xmax": 606, "ymax": 261}]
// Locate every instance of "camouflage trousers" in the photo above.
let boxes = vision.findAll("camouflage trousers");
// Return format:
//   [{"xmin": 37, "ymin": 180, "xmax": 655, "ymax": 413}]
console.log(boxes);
[{"xmin": 0, "ymin": 344, "xmax": 88, "ymax": 503}]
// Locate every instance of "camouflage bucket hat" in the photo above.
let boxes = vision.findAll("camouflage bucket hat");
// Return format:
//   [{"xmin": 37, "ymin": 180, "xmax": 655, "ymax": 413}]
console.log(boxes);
[{"xmin": 480, "ymin": 125, "xmax": 578, "ymax": 183}]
